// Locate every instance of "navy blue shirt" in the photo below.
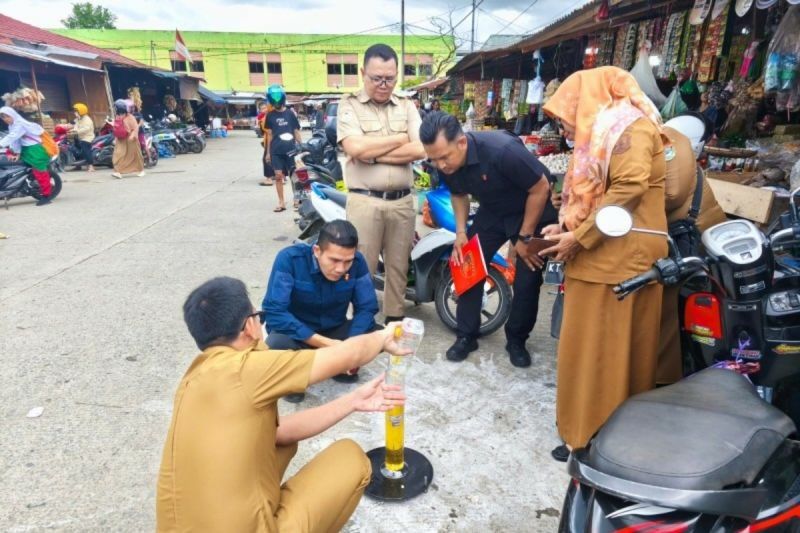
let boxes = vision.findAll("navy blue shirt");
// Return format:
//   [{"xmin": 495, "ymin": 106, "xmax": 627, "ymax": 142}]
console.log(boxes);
[
  {"xmin": 262, "ymin": 243, "xmax": 378, "ymax": 341},
  {"xmin": 441, "ymin": 131, "xmax": 558, "ymax": 236},
  {"xmin": 266, "ymin": 109, "xmax": 300, "ymax": 155}
]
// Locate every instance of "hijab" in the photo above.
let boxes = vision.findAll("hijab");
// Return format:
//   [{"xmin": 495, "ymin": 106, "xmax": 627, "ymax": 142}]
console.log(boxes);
[{"xmin": 542, "ymin": 67, "xmax": 664, "ymax": 231}]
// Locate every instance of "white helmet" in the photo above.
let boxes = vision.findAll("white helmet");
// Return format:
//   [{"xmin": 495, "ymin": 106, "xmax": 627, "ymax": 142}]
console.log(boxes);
[{"xmin": 664, "ymin": 113, "xmax": 710, "ymax": 159}]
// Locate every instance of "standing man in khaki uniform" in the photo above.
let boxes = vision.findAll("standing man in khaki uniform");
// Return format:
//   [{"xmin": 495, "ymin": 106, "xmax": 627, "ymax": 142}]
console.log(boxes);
[{"xmin": 337, "ymin": 43, "xmax": 426, "ymax": 323}]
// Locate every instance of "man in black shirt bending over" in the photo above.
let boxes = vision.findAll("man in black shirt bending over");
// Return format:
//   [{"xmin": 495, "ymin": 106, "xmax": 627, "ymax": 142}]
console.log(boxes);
[{"xmin": 420, "ymin": 111, "xmax": 556, "ymax": 367}]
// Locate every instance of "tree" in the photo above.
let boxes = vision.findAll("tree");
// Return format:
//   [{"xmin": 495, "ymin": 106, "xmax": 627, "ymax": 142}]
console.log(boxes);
[
  {"xmin": 428, "ymin": 10, "xmax": 463, "ymax": 80},
  {"xmin": 61, "ymin": 2, "xmax": 117, "ymax": 29}
]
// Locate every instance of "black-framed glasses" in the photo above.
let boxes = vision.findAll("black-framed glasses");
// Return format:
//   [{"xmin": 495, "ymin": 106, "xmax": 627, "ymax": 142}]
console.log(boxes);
[
  {"xmin": 241, "ymin": 310, "xmax": 265, "ymax": 331},
  {"xmin": 367, "ymin": 75, "xmax": 397, "ymax": 87}
]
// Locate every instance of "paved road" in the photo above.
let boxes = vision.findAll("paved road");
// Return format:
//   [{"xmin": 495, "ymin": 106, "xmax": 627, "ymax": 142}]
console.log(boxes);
[{"xmin": 0, "ymin": 131, "xmax": 567, "ymax": 532}]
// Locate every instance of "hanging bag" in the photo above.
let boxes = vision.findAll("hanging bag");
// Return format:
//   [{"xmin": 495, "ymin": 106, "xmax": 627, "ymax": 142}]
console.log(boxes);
[
  {"xmin": 39, "ymin": 131, "xmax": 58, "ymax": 157},
  {"xmin": 667, "ymin": 165, "xmax": 705, "ymax": 257},
  {"xmin": 113, "ymin": 117, "xmax": 129, "ymax": 139}
]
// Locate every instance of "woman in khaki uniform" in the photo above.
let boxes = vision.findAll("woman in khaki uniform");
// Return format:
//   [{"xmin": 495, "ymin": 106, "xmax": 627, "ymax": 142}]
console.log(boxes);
[
  {"xmin": 656, "ymin": 127, "xmax": 727, "ymax": 384},
  {"xmin": 541, "ymin": 67, "xmax": 669, "ymax": 457}
]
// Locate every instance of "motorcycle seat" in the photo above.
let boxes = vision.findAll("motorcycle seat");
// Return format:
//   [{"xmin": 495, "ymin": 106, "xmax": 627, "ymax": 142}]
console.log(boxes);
[{"xmin": 587, "ymin": 367, "xmax": 795, "ymax": 491}]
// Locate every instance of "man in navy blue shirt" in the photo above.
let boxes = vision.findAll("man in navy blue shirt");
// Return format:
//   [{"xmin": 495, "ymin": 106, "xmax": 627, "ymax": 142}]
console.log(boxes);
[
  {"xmin": 263, "ymin": 220, "xmax": 379, "ymax": 401},
  {"xmin": 420, "ymin": 112, "xmax": 556, "ymax": 368}
]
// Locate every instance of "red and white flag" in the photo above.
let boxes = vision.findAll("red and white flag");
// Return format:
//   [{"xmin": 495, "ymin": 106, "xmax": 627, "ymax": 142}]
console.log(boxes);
[{"xmin": 174, "ymin": 29, "xmax": 190, "ymax": 61}]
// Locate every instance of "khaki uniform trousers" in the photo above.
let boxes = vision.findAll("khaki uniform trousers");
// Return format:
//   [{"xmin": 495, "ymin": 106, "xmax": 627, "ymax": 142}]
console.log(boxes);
[
  {"xmin": 274, "ymin": 438, "xmax": 371, "ymax": 532},
  {"xmin": 346, "ymin": 192, "xmax": 415, "ymax": 318}
]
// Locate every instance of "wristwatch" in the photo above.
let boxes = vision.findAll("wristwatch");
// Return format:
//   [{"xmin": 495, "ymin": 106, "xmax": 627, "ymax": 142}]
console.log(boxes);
[{"xmin": 518, "ymin": 233, "xmax": 535, "ymax": 243}]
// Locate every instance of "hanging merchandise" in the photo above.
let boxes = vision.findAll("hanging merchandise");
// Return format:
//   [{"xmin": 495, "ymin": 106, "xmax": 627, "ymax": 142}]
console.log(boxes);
[
  {"xmin": 527, "ymin": 77, "xmax": 545, "ymax": 105},
  {"xmin": 661, "ymin": 86, "xmax": 689, "ymax": 120},
  {"xmin": 127, "ymin": 87, "xmax": 143, "ymax": 112},
  {"xmin": 630, "ymin": 41, "xmax": 668, "ymax": 107},
  {"xmin": 764, "ymin": 5, "xmax": 800, "ymax": 112},
  {"xmin": 703, "ymin": 81, "xmax": 733, "ymax": 134},
  {"xmin": 722, "ymin": 80, "xmax": 760, "ymax": 137},
  {"xmin": 735, "ymin": 0, "xmax": 754, "ymax": 16},
  {"xmin": 697, "ymin": 1, "xmax": 731, "ymax": 82},
  {"xmin": 659, "ymin": 12, "xmax": 688, "ymax": 78},
  {"xmin": 740, "ymin": 41, "xmax": 761, "ymax": 78},
  {"xmin": 620, "ymin": 24, "xmax": 639, "ymax": 70},
  {"xmin": 1, "ymin": 87, "xmax": 45, "ymax": 113},
  {"xmin": 612, "ymin": 25, "xmax": 628, "ymax": 67},
  {"xmin": 712, "ymin": 0, "xmax": 731, "ymax": 20},
  {"xmin": 755, "ymin": 0, "xmax": 777, "ymax": 8},
  {"xmin": 689, "ymin": 0, "xmax": 713, "ymax": 25}
]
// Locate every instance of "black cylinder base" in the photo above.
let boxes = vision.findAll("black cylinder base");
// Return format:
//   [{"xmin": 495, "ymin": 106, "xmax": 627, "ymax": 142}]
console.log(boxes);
[{"xmin": 364, "ymin": 447, "xmax": 434, "ymax": 502}]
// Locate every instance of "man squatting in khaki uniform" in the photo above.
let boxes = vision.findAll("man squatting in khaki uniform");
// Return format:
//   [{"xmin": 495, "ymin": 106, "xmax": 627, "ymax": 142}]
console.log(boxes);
[
  {"xmin": 337, "ymin": 43, "xmax": 426, "ymax": 323},
  {"xmin": 156, "ymin": 277, "xmax": 408, "ymax": 532}
]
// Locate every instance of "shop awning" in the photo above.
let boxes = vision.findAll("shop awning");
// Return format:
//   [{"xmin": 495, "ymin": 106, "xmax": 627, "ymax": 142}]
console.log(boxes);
[
  {"xmin": 0, "ymin": 43, "xmax": 104, "ymax": 72},
  {"xmin": 198, "ymin": 85, "xmax": 225, "ymax": 105}
]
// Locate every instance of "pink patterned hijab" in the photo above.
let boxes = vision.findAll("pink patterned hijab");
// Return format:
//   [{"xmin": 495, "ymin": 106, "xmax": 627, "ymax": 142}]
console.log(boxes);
[{"xmin": 542, "ymin": 67, "xmax": 665, "ymax": 231}]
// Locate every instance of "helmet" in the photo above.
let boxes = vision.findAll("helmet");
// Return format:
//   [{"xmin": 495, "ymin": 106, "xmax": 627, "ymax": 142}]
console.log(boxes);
[
  {"xmin": 664, "ymin": 112, "xmax": 713, "ymax": 159},
  {"xmin": 266, "ymin": 84, "xmax": 286, "ymax": 108},
  {"xmin": 73, "ymin": 102, "xmax": 88, "ymax": 116},
  {"xmin": 114, "ymin": 99, "xmax": 129, "ymax": 115},
  {"xmin": 167, "ymin": 113, "xmax": 178, "ymax": 123}
]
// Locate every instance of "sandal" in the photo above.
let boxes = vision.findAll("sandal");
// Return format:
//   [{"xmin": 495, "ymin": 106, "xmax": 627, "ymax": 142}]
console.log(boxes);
[
  {"xmin": 260, "ymin": 178, "xmax": 274, "ymax": 186},
  {"xmin": 273, "ymin": 206, "xmax": 286, "ymax": 212}
]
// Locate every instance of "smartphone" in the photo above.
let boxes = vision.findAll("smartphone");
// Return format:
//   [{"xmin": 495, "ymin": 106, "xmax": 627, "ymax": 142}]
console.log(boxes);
[{"xmin": 553, "ymin": 173, "xmax": 565, "ymax": 194}]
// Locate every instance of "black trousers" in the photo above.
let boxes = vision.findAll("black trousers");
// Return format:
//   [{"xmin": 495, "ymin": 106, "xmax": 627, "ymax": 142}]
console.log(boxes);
[
  {"xmin": 457, "ymin": 221, "xmax": 544, "ymax": 343},
  {"xmin": 79, "ymin": 140, "xmax": 94, "ymax": 165},
  {"xmin": 266, "ymin": 320, "xmax": 378, "ymax": 350}
]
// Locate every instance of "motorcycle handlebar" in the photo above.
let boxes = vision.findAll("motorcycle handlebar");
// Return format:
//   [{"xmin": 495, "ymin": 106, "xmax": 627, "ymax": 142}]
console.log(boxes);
[
  {"xmin": 771, "ymin": 227, "xmax": 800, "ymax": 247},
  {"xmin": 613, "ymin": 269, "xmax": 659, "ymax": 297}
]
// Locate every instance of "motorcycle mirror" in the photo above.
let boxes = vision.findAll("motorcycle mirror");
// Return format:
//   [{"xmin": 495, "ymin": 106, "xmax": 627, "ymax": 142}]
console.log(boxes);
[{"xmin": 596, "ymin": 205, "xmax": 633, "ymax": 237}]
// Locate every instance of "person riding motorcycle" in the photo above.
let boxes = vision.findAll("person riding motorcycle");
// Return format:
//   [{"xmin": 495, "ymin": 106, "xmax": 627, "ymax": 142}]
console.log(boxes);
[{"xmin": 70, "ymin": 102, "xmax": 96, "ymax": 172}]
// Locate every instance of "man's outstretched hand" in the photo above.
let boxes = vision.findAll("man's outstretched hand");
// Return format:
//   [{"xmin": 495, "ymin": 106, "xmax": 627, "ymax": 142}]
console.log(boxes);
[
  {"xmin": 380, "ymin": 322, "xmax": 413, "ymax": 357},
  {"xmin": 350, "ymin": 373, "xmax": 406, "ymax": 413}
]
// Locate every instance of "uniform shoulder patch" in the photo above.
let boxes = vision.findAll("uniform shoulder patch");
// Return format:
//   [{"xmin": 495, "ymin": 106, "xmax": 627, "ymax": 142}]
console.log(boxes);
[{"xmin": 612, "ymin": 132, "xmax": 632, "ymax": 155}]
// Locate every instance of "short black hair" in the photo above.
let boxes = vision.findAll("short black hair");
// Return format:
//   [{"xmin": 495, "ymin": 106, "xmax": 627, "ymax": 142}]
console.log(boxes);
[
  {"xmin": 317, "ymin": 219, "xmax": 359, "ymax": 250},
  {"xmin": 183, "ymin": 277, "xmax": 253, "ymax": 350},
  {"xmin": 363, "ymin": 44, "xmax": 398, "ymax": 68},
  {"xmin": 419, "ymin": 111, "xmax": 463, "ymax": 145}
]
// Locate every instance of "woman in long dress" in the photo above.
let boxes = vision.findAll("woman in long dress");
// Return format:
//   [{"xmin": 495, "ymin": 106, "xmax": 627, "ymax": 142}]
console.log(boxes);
[{"xmin": 111, "ymin": 99, "xmax": 144, "ymax": 179}]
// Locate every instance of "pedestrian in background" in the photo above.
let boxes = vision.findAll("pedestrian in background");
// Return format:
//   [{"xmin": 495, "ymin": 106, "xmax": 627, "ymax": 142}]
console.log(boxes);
[
  {"xmin": 337, "ymin": 43, "xmax": 425, "ymax": 323},
  {"xmin": 264, "ymin": 85, "xmax": 301, "ymax": 212},
  {"xmin": 111, "ymin": 99, "xmax": 144, "ymax": 179},
  {"xmin": 71, "ymin": 102, "xmax": 95, "ymax": 172},
  {"xmin": 257, "ymin": 101, "xmax": 275, "ymax": 187}
]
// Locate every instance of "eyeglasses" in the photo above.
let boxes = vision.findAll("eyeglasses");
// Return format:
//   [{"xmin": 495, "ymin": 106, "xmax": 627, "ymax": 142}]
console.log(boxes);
[
  {"xmin": 366, "ymin": 75, "xmax": 397, "ymax": 87},
  {"xmin": 241, "ymin": 310, "xmax": 265, "ymax": 331}
]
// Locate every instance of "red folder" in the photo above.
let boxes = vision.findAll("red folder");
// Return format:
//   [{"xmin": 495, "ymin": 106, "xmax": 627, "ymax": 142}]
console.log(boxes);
[{"xmin": 449, "ymin": 235, "xmax": 488, "ymax": 296}]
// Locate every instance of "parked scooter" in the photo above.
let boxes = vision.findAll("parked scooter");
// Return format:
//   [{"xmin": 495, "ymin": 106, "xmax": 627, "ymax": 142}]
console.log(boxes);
[
  {"xmin": 53, "ymin": 124, "xmax": 87, "ymax": 171},
  {"xmin": 0, "ymin": 152, "xmax": 63, "ymax": 206},
  {"xmin": 303, "ymin": 182, "xmax": 513, "ymax": 335},
  {"xmin": 559, "ymin": 204, "xmax": 800, "ymax": 532},
  {"xmin": 289, "ymin": 130, "xmax": 344, "ymax": 207}
]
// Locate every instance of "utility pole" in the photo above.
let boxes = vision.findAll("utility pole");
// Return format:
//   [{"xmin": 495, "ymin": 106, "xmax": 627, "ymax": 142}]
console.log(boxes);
[
  {"xmin": 150, "ymin": 40, "xmax": 156, "ymax": 66},
  {"xmin": 400, "ymin": 0, "xmax": 405, "ymax": 86},
  {"xmin": 471, "ymin": 0, "xmax": 476, "ymax": 52}
]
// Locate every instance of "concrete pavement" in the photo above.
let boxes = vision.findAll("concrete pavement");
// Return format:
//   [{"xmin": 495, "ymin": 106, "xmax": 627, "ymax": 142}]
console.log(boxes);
[{"xmin": 0, "ymin": 131, "xmax": 568, "ymax": 532}]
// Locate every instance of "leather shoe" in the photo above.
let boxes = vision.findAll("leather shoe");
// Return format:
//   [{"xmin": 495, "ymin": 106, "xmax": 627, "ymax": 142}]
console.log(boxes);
[
  {"xmin": 285, "ymin": 393, "xmax": 305, "ymax": 403},
  {"xmin": 384, "ymin": 315, "xmax": 405, "ymax": 326},
  {"xmin": 551, "ymin": 444, "xmax": 570, "ymax": 463},
  {"xmin": 506, "ymin": 342, "xmax": 531, "ymax": 368},
  {"xmin": 446, "ymin": 337, "xmax": 478, "ymax": 362}
]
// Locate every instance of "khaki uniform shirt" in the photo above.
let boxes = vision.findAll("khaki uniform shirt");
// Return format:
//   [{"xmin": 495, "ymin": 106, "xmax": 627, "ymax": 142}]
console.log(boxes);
[
  {"xmin": 568, "ymin": 118, "xmax": 669, "ymax": 285},
  {"xmin": 156, "ymin": 341, "xmax": 315, "ymax": 533},
  {"xmin": 337, "ymin": 89, "xmax": 422, "ymax": 191}
]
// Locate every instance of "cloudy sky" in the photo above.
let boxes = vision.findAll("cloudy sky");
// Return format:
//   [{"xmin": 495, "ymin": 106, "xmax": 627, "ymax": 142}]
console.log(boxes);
[{"xmin": 2, "ymin": 0, "xmax": 592, "ymax": 50}]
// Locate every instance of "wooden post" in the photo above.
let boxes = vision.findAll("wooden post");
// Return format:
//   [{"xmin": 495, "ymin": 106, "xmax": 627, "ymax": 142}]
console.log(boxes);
[{"xmin": 29, "ymin": 62, "xmax": 43, "ymax": 126}]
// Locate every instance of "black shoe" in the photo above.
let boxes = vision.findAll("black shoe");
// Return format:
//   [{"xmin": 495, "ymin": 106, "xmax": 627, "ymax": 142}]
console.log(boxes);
[
  {"xmin": 285, "ymin": 393, "xmax": 305, "ymax": 403},
  {"xmin": 384, "ymin": 315, "xmax": 405, "ymax": 326},
  {"xmin": 332, "ymin": 372, "xmax": 359, "ymax": 384},
  {"xmin": 506, "ymin": 342, "xmax": 532, "ymax": 368},
  {"xmin": 551, "ymin": 444, "xmax": 570, "ymax": 463},
  {"xmin": 446, "ymin": 337, "xmax": 478, "ymax": 362},
  {"xmin": 35, "ymin": 197, "xmax": 52, "ymax": 206}
]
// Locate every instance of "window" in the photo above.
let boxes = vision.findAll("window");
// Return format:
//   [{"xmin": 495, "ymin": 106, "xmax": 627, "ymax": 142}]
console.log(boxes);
[
  {"xmin": 266, "ymin": 53, "xmax": 282, "ymax": 84},
  {"xmin": 404, "ymin": 64, "xmax": 417, "ymax": 77},
  {"xmin": 190, "ymin": 60, "xmax": 204, "ymax": 72},
  {"xmin": 343, "ymin": 63, "xmax": 358, "ymax": 75},
  {"xmin": 248, "ymin": 52, "xmax": 265, "ymax": 86},
  {"xmin": 418, "ymin": 63, "xmax": 433, "ymax": 77},
  {"xmin": 170, "ymin": 51, "xmax": 186, "ymax": 72},
  {"xmin": 327, "ymin": 63, "xmax": 343, "ymax": 75},
  {"xmin": 342, "ymin": 54, "xmax": 358, "ymax": 87}
]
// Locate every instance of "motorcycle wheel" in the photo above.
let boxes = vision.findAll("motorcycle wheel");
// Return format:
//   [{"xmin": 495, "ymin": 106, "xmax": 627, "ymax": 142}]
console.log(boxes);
[
  {"xmin": 32, "ymin": 168, "xmax": 63, "ymax": 200},
  {"xmin": 190, "ymin": 141, "xmax": 204, "ymax": 154},
  {"xmin": 434, "ymin": 265, "xmax": 512, "ymax": 336},
  {"xmin": 144, "ymin": 146, "xmax": 159, "ymax": 168}
]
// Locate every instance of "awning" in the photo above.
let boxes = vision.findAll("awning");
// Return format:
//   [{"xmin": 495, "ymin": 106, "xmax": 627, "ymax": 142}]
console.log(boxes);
[
  {"xmin": 0, "ymin": 43, "xmax": 104, "ymax": 72},
  {"xmin": 198, "ymin": 85, "xmax": 225, "ymax": 105}
]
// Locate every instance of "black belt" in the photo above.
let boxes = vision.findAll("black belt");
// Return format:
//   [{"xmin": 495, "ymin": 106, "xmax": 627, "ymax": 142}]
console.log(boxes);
[{"xmin": 349, "ymin": 188, "xmax": 411, "ymax": 200}]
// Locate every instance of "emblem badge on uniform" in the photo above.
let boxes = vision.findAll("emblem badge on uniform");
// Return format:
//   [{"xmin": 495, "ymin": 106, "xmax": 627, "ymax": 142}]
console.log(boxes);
[{"xmin": 665, "ymin": 146, "xmax": 676, "ymax": 162}]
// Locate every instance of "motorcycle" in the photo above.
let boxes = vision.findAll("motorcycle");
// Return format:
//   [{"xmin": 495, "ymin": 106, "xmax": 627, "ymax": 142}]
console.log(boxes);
[
  {"xmin": 289, "ymin": 131, "xmax": 344, "ymax": 209},
  {"xmin": 0, "ymin": 155, "xmax": 63, "ymax": 207},
  {"xmin": 139, "ymin": 121, "xmax": 158, "ymax": 169},
  {"xmin": 303, "ymin": 182, "xmax": 513, "ymax": 335},
  {"xmin": 53, "ymin": 125, "xmax": 86, "ymax": 171},
  {"xmin": 559, "ymin": 204, "xmax": 800, "ymax": 532}
]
